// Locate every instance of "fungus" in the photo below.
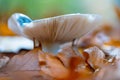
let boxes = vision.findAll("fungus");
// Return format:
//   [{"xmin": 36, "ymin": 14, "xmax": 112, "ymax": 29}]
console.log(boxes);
[{"xmin": 8, "ymin": 13, "xmax": 101, "ymax": 54}]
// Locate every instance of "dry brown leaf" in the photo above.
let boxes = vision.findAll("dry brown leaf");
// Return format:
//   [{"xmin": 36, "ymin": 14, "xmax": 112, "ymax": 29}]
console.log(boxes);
[
  {"xmin": 58, "ymin": 47, "xmax": 90, "ymax": 80},
  {"xmin": 2, "ymin": 50, "xmax": 40, "ymax": 72},
  {"xmin": 68, "ymin": 56, "xmax": 93, "ymax": 80},
  {"xmin": 0, "ymin": 70, "xmax": 53, "ymax": 80},
  {"xmin": 39, "ymin": 47, "xmax": 93, "ymax": 80},
  {"xmin": 39, "ymin": 53, "xmax": 70, "ymax": 79},
  {"xmin": 0, "ymin": 77, "xmax": 11, "ymax": 80},
  {"xmin": 0, "ymin": 56, "xmax": 9, "ymax": 68},
  {"xmin": 0, "ymin": 49, "xmax": 54, "ymax": 80},
  {"xmin": 84, "ymin": 46, "xmax": 106, "ymax": 69},
  {"xmin": 57, "ymin": 47, "xmax": 77, "ymax": 67},
  {"xmin": 101, "ymin": 44, "xmax": 120, "ymax": 58},
  {"xmin": 94, "ymin": 63, "xmax": 120, "ymax": 80}
]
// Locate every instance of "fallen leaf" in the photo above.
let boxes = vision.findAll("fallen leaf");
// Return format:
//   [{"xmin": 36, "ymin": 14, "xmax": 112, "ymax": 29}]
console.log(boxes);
[
  {"xmin": 68, "ymin": 56, "xmax": 93, "ymax": 80},
  {"xmin": 39, "ymin": 47, "xmax": 93, "ymax": 80},
  {"xmin": 2, "ymin": 50, "xmax": 40, "ymax": 72},
  {"xmin": 57, "ymin": 47, "xmax": 77, "ymax": 67},
  {"xmin": 84, "ymin": 46, "xmax": 106, "ymax": 69},
  {"xmin": 94, "ymin": 63, "xmax": 120, "ymax": 80},
  {"xmin": 39, "ymin": 53, "xmax": 70, "ymax": 79},
  {"xmin": 0, "ymin": 49, "xmax": 54, "ymax": 80},
  {"xmin": 102, "ymin": 44, "xmax": 120, "ymax": 57},
  {"xmin": 0, "ymin": 56, "xmax": 9, "ymax": 68}
]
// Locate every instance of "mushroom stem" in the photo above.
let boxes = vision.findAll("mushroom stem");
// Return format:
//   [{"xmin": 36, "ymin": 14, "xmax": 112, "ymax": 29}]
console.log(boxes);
[
  {"xmin": 33, "ymin": 38, "xmax": 36, "ymax": 48},
  {"xmin": 41, "ymin": 42, "xmax": 61, "ymax": 54},
  {"xmin": 72, "ymin": 39, "xmax": 84, "ymax": 59},
  {"xmin": 33, "ymin": 38, "xmax": 40, "ymax": 49}
]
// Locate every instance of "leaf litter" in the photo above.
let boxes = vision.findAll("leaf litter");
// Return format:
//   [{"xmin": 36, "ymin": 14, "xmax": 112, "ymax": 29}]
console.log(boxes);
[{"xmin": 0, "ymin": 26, "xmax": 120, "ymax": 80}]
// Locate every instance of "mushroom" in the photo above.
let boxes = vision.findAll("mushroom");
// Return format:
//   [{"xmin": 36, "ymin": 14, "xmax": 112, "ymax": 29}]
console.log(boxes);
[{"xmin": 8, "ymin": 13, "xmax": 102, "ymax": 54}]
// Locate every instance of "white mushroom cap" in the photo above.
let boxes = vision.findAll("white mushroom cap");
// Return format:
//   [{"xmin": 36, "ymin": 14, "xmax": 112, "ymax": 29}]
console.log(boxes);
[{"xmin": 24, "ymin": 13, "xmax": 102, "ymax": 43}]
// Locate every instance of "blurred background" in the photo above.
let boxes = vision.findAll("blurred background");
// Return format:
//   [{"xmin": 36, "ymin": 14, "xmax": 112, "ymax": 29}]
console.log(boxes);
[
  {"xmin": 0, "ymin": 0, "xmax": 120, "ymax": 36},
  {"xmin": 0, "ymin": 0, "xmax": 120, "ymax": 52}
]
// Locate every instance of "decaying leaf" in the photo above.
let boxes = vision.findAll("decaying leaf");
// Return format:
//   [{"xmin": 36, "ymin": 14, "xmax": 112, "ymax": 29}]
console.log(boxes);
[
  {"xmin": 102, "ymin": 44, "xmax": 120, "ymax": 57},
  {"xmin": 57, "ymin": 46, "xmax": 77, "ymax": 67},
  {"xmin": 2, "ymin": 50, "xmax": 40, "ymax": 72},
  {"xmin": 39, "ymin": 53, "xmax": 70, "ymax": 79},
  {"xmin": 0, "ymin": 56, "xmax": 9, "ymax": 68},
  {"xmin": 94, "ymin": 59, "xmax": 120, "ymax": 80},
  {"xmin": 0, "ymin": 49, "xmax": 54, "ymax": 80},
  {"xmin": 68, "ymin": 56, "xmax": 93, "ymax": 80},
  {"xmin": 39, "ymin": 46, "xmax": 93, "ymax": 80},
  {"xmin": 84, "ymin": 46, "xmax": 106, "ymax": 69}
]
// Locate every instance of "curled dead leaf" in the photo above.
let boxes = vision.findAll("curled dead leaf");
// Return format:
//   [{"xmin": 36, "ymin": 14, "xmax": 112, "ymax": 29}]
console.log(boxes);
[
  {"xmin": 84, "ymin": 46, "xmax": 106, "ymax": 69},
  {"xmin": 39, "ymin": 47, "xmax": 93, "ymax": 80},
  {"xmin": 39, "ymin": 52, "xmax": 70, "ymax": 79},
  {"xmin": 0, "ymin": 50, "xmax": 51, "ymax": 80}
]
